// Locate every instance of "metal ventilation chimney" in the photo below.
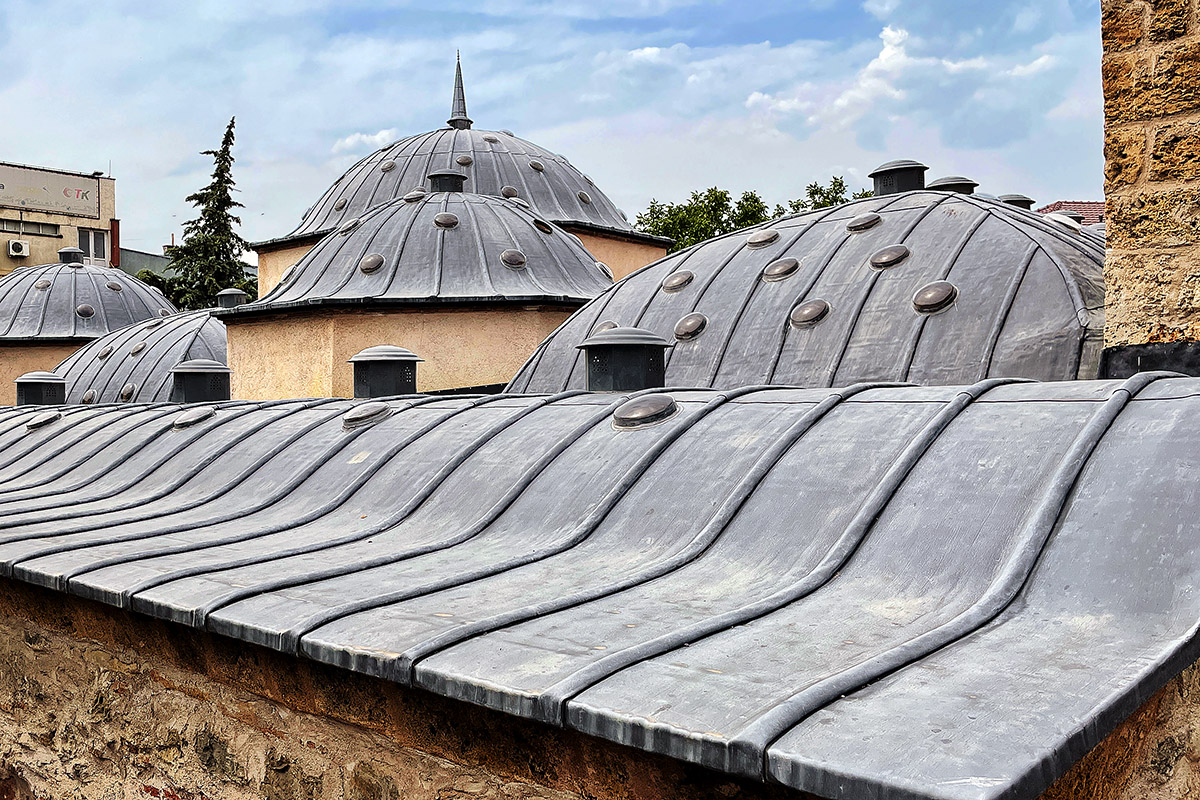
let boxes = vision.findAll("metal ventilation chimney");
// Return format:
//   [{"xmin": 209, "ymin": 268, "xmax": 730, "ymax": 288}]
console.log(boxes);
[
  {"xmin": 170, "ymin": 359, "xmax": 231, "ymax": 403},
  {"xmin": 428, "ymin": 170, "xmax": 467, "ymax": 193},
  {"xmin": 348, "ymin": 345, "xmax": 423, "ymax": 398},
  {"xmin": 15, "ymin": 371, "xmax": 65, "ymax": 405},
  {"xmin": 868, "ymin": 160, "xmax": 928, "ymax": 196},
  {"xmin": 57, "ymin": 246, "xmax": 85, "ymax": 265},
  {"xmin": 576, "ymin": 327, "xmax": 671, "ymax": 392},
  {"xmin": 216, "ymin": 288, "xmax": 249, "ymax": 309},
  {"xmin": 927, "ymin": 176, "xmax": 979, "ymax": 195},
  {"xmin": 998, "ymin": 194, "xmax": 1035, "ymax": 210}
]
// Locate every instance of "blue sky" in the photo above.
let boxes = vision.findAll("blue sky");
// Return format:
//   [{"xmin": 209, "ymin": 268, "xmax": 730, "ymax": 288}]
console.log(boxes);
[{"xmin": 0, "ymin": 0, "xmax": 1102, "ymax": 257}]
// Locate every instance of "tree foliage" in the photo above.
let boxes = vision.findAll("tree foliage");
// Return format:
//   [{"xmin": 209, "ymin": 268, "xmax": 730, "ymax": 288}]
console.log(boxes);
[
  {"xmin": 635, "ymin": 177, "xmax": 872, "ymax": 253},
  {"xmin": 138, "ymin": 117, "xmax": 258, "ymax": 309}
]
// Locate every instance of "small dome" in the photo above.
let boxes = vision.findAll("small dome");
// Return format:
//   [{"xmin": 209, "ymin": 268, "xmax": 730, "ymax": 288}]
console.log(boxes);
[
  {"xmin": 0, "ymin": 259, "xmax": 176, "ymax": 341},
  {"xmin": 54, "ymin": 309, "xmax": 226, "ymax": 404},
  {"xmin": 239, "ymin": 190, "xmax": 612, "ymax": 311},
  {"xmin": 286, "ymin": 59, "xmax": 631, "ymax": 241},
  {"xmin": 508, "ymin": 190, "xmax": 1105, "ymax": 392}
]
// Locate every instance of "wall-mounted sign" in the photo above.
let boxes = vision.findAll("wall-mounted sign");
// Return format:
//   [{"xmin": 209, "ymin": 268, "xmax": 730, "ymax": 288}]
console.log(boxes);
[{"xmin": 0, "ymin": 163, "xmax": 101, "ymax": 218}]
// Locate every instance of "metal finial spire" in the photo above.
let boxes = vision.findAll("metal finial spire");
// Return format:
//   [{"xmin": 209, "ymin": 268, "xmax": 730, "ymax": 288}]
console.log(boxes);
[{"xmin": 448, "ymin": 51, "xmax": 472, "ymax": 130}]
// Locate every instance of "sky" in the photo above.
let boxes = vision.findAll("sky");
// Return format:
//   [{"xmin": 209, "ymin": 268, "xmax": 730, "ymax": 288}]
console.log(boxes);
[{"xmin": 0, "ymin": 0, "xmax": 1102, "ymax": 259}]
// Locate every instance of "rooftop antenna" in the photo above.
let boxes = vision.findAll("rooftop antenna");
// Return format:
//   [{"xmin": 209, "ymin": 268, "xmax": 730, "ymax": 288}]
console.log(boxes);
[{"xmin": 447, "ymin": 51, "xmax": 473, "ymax": 130}]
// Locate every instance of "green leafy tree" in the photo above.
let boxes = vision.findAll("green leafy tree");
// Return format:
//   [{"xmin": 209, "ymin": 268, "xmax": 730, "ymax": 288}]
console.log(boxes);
[
  {"xmin": 636, "ymin": 177, "xmax": 872, "ymax": 253},
  {"xmin": 138, "ymin": 117, "xmax": 257, "ymax": 309}
]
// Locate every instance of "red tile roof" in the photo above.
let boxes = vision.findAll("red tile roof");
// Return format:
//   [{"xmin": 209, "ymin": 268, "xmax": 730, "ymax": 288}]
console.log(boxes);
[{"xmin": 1036, "ymin": 200, "xmax": 1105, "ymax": 225}]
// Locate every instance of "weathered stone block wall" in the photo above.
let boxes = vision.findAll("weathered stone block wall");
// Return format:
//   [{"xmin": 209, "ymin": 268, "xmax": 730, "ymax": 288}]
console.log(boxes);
[
  {"xmin": 0, "ymin": 579, "xmax": 1198, "ymax": 799},
  {"xmin": 1103, "ymin": 0, "xmax": 1200, "ymax": 345},
  {"xmin": 0, "ymin": 581, "xmax": 806, "ymax": 800}
]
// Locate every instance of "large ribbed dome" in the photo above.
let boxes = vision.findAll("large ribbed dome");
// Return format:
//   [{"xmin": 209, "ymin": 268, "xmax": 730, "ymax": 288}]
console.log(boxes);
[
  {"xmin": 233, "ymin": 187, "xmax": 613, "ymax": 314},
  {"xmin": 54, "ymin": 309, "xmax": 226, "ymax": 404},
  {"xmin": 286, "ymin": 57, "xmax": 632, "ymax": 242},
  {"xmin": 0, "ymin": 249, "xmax": 177, "ymax": 341},
  {"xmin": 508, "ymin": 190, "xmax": 1105, "ymax": 392}
]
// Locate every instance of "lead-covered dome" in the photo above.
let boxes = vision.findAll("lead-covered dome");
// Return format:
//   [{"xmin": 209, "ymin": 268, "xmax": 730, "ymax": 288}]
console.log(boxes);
[
  {"xmin": 232, "ymin": 184, "xmax": 613, "ymax": 314},
  {"xmin": 0, "ymin": 247, "xmax": 176, "ymax": 341},
  {"xmin": 287, "ymin": 58, "xmax": 632, "ymax": 242},
  {"xmin": 508, "ymin": 190, "xmax": 1105, "ymax": 392},
  {"xmin": 54, "ymin": 309, "xmax": 227, "ymax": 404}
]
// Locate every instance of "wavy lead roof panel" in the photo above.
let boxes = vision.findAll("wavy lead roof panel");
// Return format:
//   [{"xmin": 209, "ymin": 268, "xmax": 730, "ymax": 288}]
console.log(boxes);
[
  {"xmin": 0, "ymin": 380, "xmax": 1194, "ymax": 797},
  {"xmin": 507, "ymin": 191, "xmax": 1106, "ymax": 392}
]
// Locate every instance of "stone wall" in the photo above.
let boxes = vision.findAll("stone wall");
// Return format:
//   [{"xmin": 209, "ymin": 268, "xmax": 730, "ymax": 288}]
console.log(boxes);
[
  {"xmin": 0, "ymin": 581, "xmax": 806, "ymax": 800},
  {"xmin": 1103, "ymin": 0, "xmax": 1200, "ymax": 345},
  {"xmin": 0, "ymin": 579, "xmax": 1198, "ymax": 799}
]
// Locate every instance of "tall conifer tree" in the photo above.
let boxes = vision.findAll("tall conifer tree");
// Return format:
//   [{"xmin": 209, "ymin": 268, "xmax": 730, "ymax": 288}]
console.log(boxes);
[{"xmin": 139, "ymin": 117, "xmax": 257, "ymax": 308}]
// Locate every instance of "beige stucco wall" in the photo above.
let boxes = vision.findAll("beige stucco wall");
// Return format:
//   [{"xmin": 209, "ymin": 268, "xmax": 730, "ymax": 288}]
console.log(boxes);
[
  {"xmin": 227, "ymin": 306, "xmax": 573, "ymax": 400},
  {"xmin": 0, "ymin": 176, "xmax": 116, "ymax": 277},
  {"xmin": 0, "ymin": 341, "xmax": 81, "ymax": 406},
  {"xmin": 570, "ymin": 231, "xmax": 667, "ymax": 281},
  {"xmin": 255, "ymin": 240, "xmax": 318, "ymax": 295}
]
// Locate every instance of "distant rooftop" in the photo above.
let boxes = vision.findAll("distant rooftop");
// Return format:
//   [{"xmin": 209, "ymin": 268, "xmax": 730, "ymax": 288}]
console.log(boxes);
[{"xmin": 1036, "ymin": 200, "xmax": 1105, "ymax": 225}]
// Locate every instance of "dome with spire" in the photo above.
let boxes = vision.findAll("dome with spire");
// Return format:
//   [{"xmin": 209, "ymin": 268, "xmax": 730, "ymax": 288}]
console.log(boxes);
[{"xmin": 284, "ymin": 55, "xmax": 635, "ymax": 243}]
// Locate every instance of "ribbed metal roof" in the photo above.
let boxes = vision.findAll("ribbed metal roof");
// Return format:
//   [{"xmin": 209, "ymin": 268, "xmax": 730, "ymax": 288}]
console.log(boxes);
[
  {"xmin": 280, "ymin": 63, "xmax": 633, "ymax": 242},
  {"xmin": 508, "ymin": 191, "xmax": 1105, "ymax": 392},
  {"xmin": 0, "ymin": 260, "xmax": 177, "ymax": 341},
  {"xmin": 0, "ymin": 377, "xmax": 1193, "ymax": 800},
  {"xmin": 53, "ymin": 309, "xmax": 226, "ymax": 404},
  {"xmin": 227, "ymin": 191, "xmax": 613, "ymax": 315}
]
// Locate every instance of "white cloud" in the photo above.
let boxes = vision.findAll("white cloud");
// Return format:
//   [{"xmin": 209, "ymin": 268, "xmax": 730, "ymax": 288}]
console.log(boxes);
[
  {"xmin": 1008, "ymin": 54, "xmax": 1055, "ymax": 77},
  {"xmin": 331, "ymin": 129, "xmax": 402, "ymax": 154},
  {"xmin": 863, "ymin": 0, "xmax": 900, "ymax": 20}
]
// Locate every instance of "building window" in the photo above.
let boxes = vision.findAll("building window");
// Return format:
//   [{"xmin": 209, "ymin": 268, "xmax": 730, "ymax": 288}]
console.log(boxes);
[
  {"xmin": 0, "ymin": 219, "xmax": 60, "ymax": 237},
  {"xmin": 79, "ymin": 228, "xmax": 108, "ymax": 266}
]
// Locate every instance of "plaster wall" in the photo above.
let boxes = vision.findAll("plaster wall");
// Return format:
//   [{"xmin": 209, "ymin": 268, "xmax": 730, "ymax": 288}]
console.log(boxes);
[
  {"xmin": 0, "ymin": 341, "xmax": 81, "ymax": 406},
  {"xmin": 226, "ymin": 306, "xmax": 572, "ymax": 400},
  {"xmin": 1102, "ymin": 0, "xmax": 1200, "ymax": 345},
  {"xmin": 569, "ymin": 231, "xmax": 667, "ymax": 281},
  {"xmin": 0, "ymin": 177, "xmax": 116, "ymax": 277},
  {"xmin": 254, "ymin": 241, "xmax": 317, "ymax": 296}
]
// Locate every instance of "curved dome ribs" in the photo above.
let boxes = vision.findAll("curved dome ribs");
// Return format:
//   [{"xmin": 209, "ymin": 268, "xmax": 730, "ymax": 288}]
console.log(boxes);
[
  {"xmin": 507, "ymin": 191, "xmax": 1104, "ymax": 393},
  {"xmin": 0, "ymin": 261, "xmax": 176, "ymax": 341},
  {"xmin": 54, "ymin": 310, "xmax": 228, "ymax": 405},
  {"xmin": 247, "ymin": 190, "xmax": 611, "ymax": 313}
]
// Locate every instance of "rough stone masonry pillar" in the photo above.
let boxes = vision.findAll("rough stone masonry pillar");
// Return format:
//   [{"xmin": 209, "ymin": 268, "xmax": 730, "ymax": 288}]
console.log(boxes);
[{"xmin": 1102, "ymin": 0, "xmax": 1200, "ymax": 374}]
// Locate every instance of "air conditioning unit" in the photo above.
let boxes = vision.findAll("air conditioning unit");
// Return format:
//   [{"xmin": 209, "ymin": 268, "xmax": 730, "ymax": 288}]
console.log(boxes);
[{"xmin": 7, "ymin": 240, "xmax": 30, "ymax": 258}]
